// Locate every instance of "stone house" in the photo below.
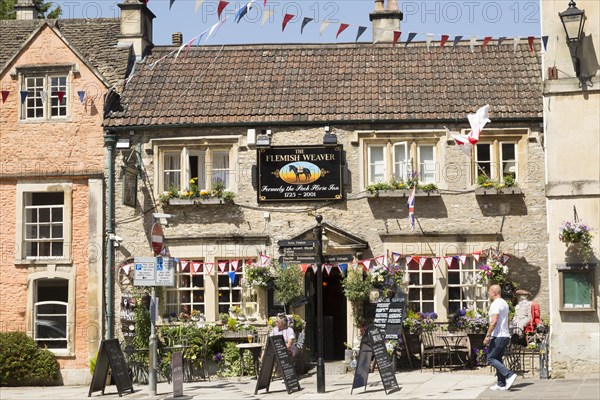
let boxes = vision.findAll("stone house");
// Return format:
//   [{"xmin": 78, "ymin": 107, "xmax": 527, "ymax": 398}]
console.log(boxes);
[
  {"xmin": 104, "ymin": 1, "xmax": 547, "ymax": 362},
  {"xmin": 541, "ymin": 0, "xmax": 599, "ymax": 375},
  {"xmin": 0, "ymin": 0, "xmax": 152, "ymax": 384}
]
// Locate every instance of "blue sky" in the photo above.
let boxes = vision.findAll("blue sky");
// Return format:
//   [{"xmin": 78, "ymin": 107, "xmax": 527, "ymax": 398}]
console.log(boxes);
[{"xmin": 55, "ymin": 0, "xmax": 542, "ymax": 45}]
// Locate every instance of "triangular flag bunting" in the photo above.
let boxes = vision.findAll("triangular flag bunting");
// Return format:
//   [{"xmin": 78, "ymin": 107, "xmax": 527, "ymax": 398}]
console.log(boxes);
[
  {"xmin": 426, "ymin": 33, "xmax": 435, "ymax": 51},
  {"xmin": 301, "ymin": 17, "xmax": 313, "ymax": 34},
  {"xmin": 444, "ymin": 256, "xmax": 454, "ymax": 266},
  {"xmin": 497, "ymin": 36, "xmax": 507, "ymax": 47},
  {"xmin": 311, "ymin": 264, "xmax": 318, "ymax": 274},
  {"xmin": 218, "ymin": 261, "xmax": 228, "ymax": 272},
  {"xmin": 1, "ymin": 90, "xmax": 9, "ymax": 103},
  {"xmin": 230, "ymin": 260, "xmax": 239, "ymax": 271},
  {"xmin": 227, "ymin": 271, "xmax": 237, "ymax": 284},
  {"xmin": 336, "ymin": 23, "xmax": 349, "ymax": 39},
  {"xmin": 204, "ymin": 262, "xmax": 214, "ymax": 274},
  {"xmin": 192, "ymin": 261, "xmax": 202, "ymax": 273},
  {"xmin": 40, "ymin": 90, "xmax": 47, "ymax": 104},
  {"xmin": 300, "ymin": 264, "xmax": 309, "ymax": 274},
  {"xmin": 20, "ymin": 90, "xmax": 28, "ymax": 104},
  {"xmin": 180, "ymin": 260, "xmax": 190, "ymax": 272},
  {"xmin": 338, "ymin": 263, "xmax": 348, "ymax": 274},
  {"xmin": 482, "ymin": 36, "xmax": 492, "ymax": 51},
  {"xmin": 440, "ymin": 34, "xmax": 449, "ymax": 48},
  {"xmin": 375, "ymin": 255, "xmax": 385, "ymax": 266},
  {"xmin": 503, "ymin": 255, "xmax": 511, "ymax": 264},
  {"xmin": 261, "ymin": 9, "xmax": 273, "ymax": 27},
  {"xmin": 405, "ymin": 256, "xmax": 412, "ymax": 265},
  {"xmin": 412, "ymin": 256, "xmax": 421, "ymax": 264},
  {"xmin": 282, "ymin": 13, "xmax": 294, "ymax": 32},
  {"xmin": 458, "ymin": 255, "xmax": 467, "ymax": 265},
  {"xmin": 56, "ymin": 90, "xmax": 65, "ymax": 101},
  {"xmin": 418, "ymin": 257, "xmax": 427, "ymax": 268},
  {"xmin": 473, "ymin": 252, "xmax": 481, "ymax": 262},
  {"xmin": 405, "ymin": 32, "xmax": 417, "ymax": 46},
  {"xmin": 392, "ymin": 31, "xmax": 401, "ymax": 47},
  {"xmin": 513, "ymin": 37, "xmax": 521, "ymax": 52},
  {"xmin": 169, "ymin": 0, "xmax": 175, "ymax": 10},
  {"xmin": 260, "ymin": 254, "xmax": 271, "ymax": 266},
  {"xmin": 431, "ymin": 257, "xmax": 441, "ymax": 269},
  {"xmin": 469, "ymin": 36, "xmax": 477, "ymax": 52},
  {"xmin": 195, "ymin": 0, "xmax": 204, "ymax": 13},
  {"xmin": 356, "ymin": 26, "xmax": 367, "ymax": 42},
  {"xmin": 217, "ymin": 1, "xmax": 229, "ymax": 18},
  {"xmin": 235, "ymin": 1, "xmax": 253, "ymax": 23},
  {"xmin": 362, "ymin": 259, "xmax": 371, "ymax": 271},
  {"xmin": 77, "ymin": 90, "xmax": 85, "ymax": 103},
  {"xmin": 324, "ymin": 265, "xmax": 333, "ymax": 275},
  {"xmin": 528, "ymin": 36, "xmax": 535, "ymax": 52},
  {"xmin": 453, "ymin": 35, "xmax": 463, "ymax": 48},
  {"xmin": 122, "ymin": 264, "xmax": 131, "ymax": 275},
  {"xmin": 542, "ymin": 36, "xmax": 549, "ymax": 52},
  {"xmin": 320, "ymin": 20, "xmax": 331, "ymax": 36},
  {"xmin": 392, "ymin": 252, "xmax": 401, "ymax": 263}
]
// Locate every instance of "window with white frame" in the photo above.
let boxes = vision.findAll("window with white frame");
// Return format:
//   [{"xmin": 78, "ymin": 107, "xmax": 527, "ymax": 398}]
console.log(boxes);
[
  {"xmin": 365, "ymin": 140, "xmax": 438, "ymax": 186},
  {"xmin": 21, "ymin": 74, "xmax": 69, "ymax": 120},
  {"xmin": 217, "ymin": 261, "xmax": 244, "ymax": 314},
  {"xmin": 474, "ymin": 141, "xmax": 519, "ymax": 183},
  {"xmin": 24, "ymin": 192, "xmax": 64, "ymax": 258},
  {"xmin": 165, "ymin": 260, "xmax": 205, "ymax": 315},
  {"xmin": 447, "ymin": 257, "xmax": 488, "ymax": 314},
  {"xmin": 407, "ymin": 258, "xmax": 435, "ymax": 313},
  {"xmin": 34, "ymin": 279, "xmax": 68, "ymax": 349},
  {"xmin": 160, "ymin": 147, "xmax": 234, "ymax": 193}
]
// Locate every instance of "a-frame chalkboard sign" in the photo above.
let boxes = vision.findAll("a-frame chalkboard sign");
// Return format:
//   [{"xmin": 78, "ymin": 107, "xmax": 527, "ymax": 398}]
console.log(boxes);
[
  {"xmin": 254, "ymin": 335, "xmax": 301, "ymax": 395},
  {"xmin": 351, "ymin": 325, "xmax": 400, "ymax": 395},
  {"xmin": 88, "ymin": 339, "xmax": 134, "ymax": 397}
]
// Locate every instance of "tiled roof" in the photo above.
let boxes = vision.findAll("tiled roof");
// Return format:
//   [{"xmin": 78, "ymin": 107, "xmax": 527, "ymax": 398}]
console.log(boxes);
[
  {"xmin": 106, "ymin": 41, "xmax": 542, "ymax": 127},
  {"xmin": 0, "ymin": 18, "xmax": 131, "ymax": 87}
]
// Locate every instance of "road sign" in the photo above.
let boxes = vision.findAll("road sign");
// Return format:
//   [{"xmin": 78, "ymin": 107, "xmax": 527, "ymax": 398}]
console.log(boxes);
[
  {"xmin": 281, "ymin": 247, "xmax": 316, "ymax": 257},
  {"xmin": 279, "ymin": 256, "xmax": 319, "ymax": 264},
  {"xmin": 324, "ymin": 254, "xmax": 354, "ymax": 263},
  {"xmin": 151, "ymin": 223, "xmax": 164, "ymax": 256},
  {"xmin": 277, "ymin": 240, "xmax": 317, "ymax": 248},
  {"xmin": 134, "ymin": 257, "xmax": 175, "ymax": 287}
]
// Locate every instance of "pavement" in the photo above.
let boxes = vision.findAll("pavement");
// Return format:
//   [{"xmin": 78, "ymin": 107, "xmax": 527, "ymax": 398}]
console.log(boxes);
[{"xmin": 0, "ymin": 369, "xmax": 598, "ymax": 400}]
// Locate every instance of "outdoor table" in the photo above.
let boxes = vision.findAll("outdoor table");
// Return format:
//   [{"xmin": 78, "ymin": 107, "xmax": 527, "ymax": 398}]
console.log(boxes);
[
  {"xmin": 439, "ymin": 333, "xmax": 468, "ymax": 369},
  {"xmin": 236, "ymin": 343, "xmax": 263, "ymax": 379}
]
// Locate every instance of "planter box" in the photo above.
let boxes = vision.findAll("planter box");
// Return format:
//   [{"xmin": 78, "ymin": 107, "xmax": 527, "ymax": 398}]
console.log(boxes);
[
  {"xmin": 475, "ymin": 187, "xmax": 522, "ymax": 195},
  {"xmin": 167, "ymin": 198, "xmax": 230, "ymax": 206},
  {"xmin": 366, "ymin": 189, "xmax": 440, "ymax": 198},
  {"xmin": 168, "ymin": 198, "xmax": 194, "ymax": 205}
]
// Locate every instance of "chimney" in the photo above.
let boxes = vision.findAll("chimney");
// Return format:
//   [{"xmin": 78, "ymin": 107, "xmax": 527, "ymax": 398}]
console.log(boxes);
[
  {"xmin": 370, "ymin": 0, "xmax": 403, "ymax": 43},
  {"xmin": 15, "ymin": 0, "xmax": 37, "ymax": 20},
  {"xmin": 117, "ymin": 0, "xmax": 156, "ymax": 60},
  {"xmin": 172, "ymin": 32, "xmax": 183, "ymax": 47}
]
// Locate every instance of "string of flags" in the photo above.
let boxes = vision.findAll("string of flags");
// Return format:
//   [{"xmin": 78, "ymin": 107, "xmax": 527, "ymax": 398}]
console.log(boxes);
[{"xmin": 1, "ymin": 89, "xmax": 88, "ymax": 105}]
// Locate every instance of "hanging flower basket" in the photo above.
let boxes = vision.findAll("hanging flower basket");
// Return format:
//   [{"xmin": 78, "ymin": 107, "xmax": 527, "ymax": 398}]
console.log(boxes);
[{"xmin": 559, "ymin": 220, "xmax": 594, "ymax": 263}]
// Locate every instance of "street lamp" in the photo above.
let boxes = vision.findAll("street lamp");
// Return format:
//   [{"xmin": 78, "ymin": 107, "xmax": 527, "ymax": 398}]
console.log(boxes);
[
  {"xmin": 559, "ymin": 1, "xmax": 586, "ymax": 77},
  {"xmin": 313, "ymin": 215, "xmax": 326, "ymax": 393}
]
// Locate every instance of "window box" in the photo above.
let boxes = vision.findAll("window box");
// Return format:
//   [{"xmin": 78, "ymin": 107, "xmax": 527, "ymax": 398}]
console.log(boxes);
[
  {"xmin": 557, "ymin": 263, "xmax": 596, "ymax": 312},
  {"xmin": 475, "ymin": 187, "xmax": 522, "ymax": 196},
  {"xmin": 366, "ymin": 189, "xmax": 440, "ymax": 198},
  {"xmin": 166, "ymin": 197, "xmax": 231, "ymax": 206},
  {"xmin": 168, "ymin": 198, "xmax": 195, "ymax": 205}
]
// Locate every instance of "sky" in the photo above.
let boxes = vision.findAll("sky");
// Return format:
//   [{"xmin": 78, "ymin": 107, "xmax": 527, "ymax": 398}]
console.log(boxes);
[{"xmin": 53, "ymin": 0, "xmax": 542, "ymax": 45}]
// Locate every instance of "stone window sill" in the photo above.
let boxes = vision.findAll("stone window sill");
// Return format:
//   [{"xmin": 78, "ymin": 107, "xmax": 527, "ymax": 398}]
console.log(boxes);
[
  {"xmin": 14, "ymin": 258, "xmax": 72, "ymax": 266},
  {"xmin": 474, "ymin": 187, "xmax": 522, "ymax": 195}
]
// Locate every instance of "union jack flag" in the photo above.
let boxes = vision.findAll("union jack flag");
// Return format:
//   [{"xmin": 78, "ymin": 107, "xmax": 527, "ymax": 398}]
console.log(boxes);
[{"xmin": 407, "ymin": 185, "xmax": 416, "ymax": 231}]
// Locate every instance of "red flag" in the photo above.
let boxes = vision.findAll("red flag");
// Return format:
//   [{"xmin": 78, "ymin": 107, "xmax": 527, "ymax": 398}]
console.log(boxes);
[
  {"xmin": 336, "ymin": 23, "xmax": 349, "ymax": 39},
  {"xmin": 528, "ymin": 36, "xmax": 535, "ymax": 52},
  {"xmin": 282, "ymin": 13, "xmax": 294, "ymax": 32},
  {"xmin": 56, "ymin": 91, "xmax": 65, "ymax": 103},
  {"xmin": 217, "ymin": 1, "xmax": 229, "ymax": 18},
  {"xmin": 300, "ymin": 264, "xmax": 309, "ymax": 274},
  {"xmin": 482, "ymin": 36, "xmax": 492, "ymax": 51},
  {"xmin": 440, "ymin": 34, "xmax": 449, "ymax": 48},
  {"xmin": 393, "ymin": 31, "xmax": 401, "ymax": 47},
  {"xmin": 1, "ymin": 90, "xmax": 8, "ymax": 103},
  {"xmin": 411, "ymin": 256, "xmax": 420, "ymax": 264}
]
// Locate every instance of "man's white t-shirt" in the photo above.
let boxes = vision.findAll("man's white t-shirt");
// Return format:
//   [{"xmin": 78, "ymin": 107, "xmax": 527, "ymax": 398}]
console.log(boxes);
[
  {"xmin": 271, "ymin": 326, "xmax": 296, "ymax": 356},
  {"xmin": 489, "ymin": 297, "xmax": 511, "ymax": 338}
]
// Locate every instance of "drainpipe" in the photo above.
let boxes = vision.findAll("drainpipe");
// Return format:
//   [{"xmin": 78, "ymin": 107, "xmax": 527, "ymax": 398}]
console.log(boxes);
[{"xmin": 104, "ymin": 132, "xmax": 117, "ymax": 339}]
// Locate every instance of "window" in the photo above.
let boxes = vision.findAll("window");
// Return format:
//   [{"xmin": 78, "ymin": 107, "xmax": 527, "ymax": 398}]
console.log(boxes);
[
  {"xmin": 24, "ymin": 192, "xmax": 64, "ymax": 258},
  {"xmin": 447, "ymin": 257, "xmax": 488, "ymax": 314},
  {"xmin": 393, "ymin": 143, "xmax": 409, "ymax": 181},
  {"xmin": 165, "ymin": 260, "xmax": 205, "ymax": 315},
  {"xmin": 34, "ymin": 279, "xmax": 68, "ymax": 349},
  {"xmin": 218, "ymin": 261, "xmax": 244, "ymax": 314},
  {"xmin": 418, "ymin": 145, "xmax": 435, "ymax": 184},
  {"xmin": 475, "ymin": 144, "xmax": 493, "ymax": 179},
  {"xmin": 474, "ymin": 141, "xmax": 519, "ymax": 183},
  {"xmin": 407, "ymin": 258, "xmax": 435, "ymax": 313},
  {"xmin": 160, "ymin": 147, "xmax": 234, "ymax": 192},
  {"xmin": 500, "ymin": 142, "xmax": 517, "ymax": 181},
  {"xmin": 368, "ymin": 146, "xmax": 386, "ymax": 184},
  {"xmin": 21, "ymin": 74, "xmax": 69, "ymax": 120},
  {"xmin": 558, "ymin": 265, "xmax": 596, "ymax": 311}
]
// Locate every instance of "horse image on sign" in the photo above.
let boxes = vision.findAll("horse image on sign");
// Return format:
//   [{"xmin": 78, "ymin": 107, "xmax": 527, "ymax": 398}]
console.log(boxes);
[{"xmin": 280, "ymin": 162, "xmax": 322, "ymax": 184}]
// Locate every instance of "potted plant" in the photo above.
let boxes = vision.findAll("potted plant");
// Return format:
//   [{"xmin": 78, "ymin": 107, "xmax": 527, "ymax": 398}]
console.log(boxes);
[
  {"xmin": 477, "ymin": 259, "xmax": 509, "ymax": 285},
  {"xmin": 273, "ymin": 264, "xmax": 304, "ymax": 313},
  {"xmin": 242, "ymin": 263, "xmax": 273, "ymax": 289},
  {"xmin": 342, "ymin": 270, "xmax": 372, "ymax": 329},
  {"xmin": 559, "ymin": 220, "xmax": 594, "ymax": 263},
  {"xmin": 229, "ymin": 305, "xmax": 241, "ymax": 319}
]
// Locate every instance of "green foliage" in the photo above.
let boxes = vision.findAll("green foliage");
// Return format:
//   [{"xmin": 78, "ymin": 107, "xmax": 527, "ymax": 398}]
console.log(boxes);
[
  {"xmin": 222, "ymin": 191, "xmax": 236, "ymax": 202},
  {"xmin": 0, "ymin": 0, "xmax": 61, "ymax": 19},
  {"xmin": 227, "ymin": 318, "xmax": 238, "ymax": 331},
  {"xmin": 366, "ymin": 178, "xmax": 437, "ymax": 195},
  {"xmin": 89, "ymin": 355, "xmax": 97, "ymax": 375},
  {"xmin": 477, "ymin": 174, "xmax": 518, "ymax": 190},
  {"xmin": 218, "ymin": 313, "xmax": 229, "ymax": 323},
  {"xmin": 342, "ymin": 270, "xmax": 372, "ymax": 303},
  {"xmin": 132, "ymin": 307, "xmax": 151, "ymax": 350},
  {"xmin": 0, "ymin": 332, "xmax": 60, "ymax": 386},
  {"xmin": 220, "ymin": 342, "xmax": 254, "ymax": 377},
  {"xmin": 273, "ymin": 264, "xmax": 304, "ymax": 308}
]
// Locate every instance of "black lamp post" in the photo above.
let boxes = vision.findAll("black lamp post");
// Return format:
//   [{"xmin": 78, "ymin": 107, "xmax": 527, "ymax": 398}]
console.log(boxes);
[
  {"xmin": 559, "ymin": 1, "xmax": 586, "ymax": 77},
  {"xmin": 313, "ymin": 215, "xmax": 326, "ymax": 393}
]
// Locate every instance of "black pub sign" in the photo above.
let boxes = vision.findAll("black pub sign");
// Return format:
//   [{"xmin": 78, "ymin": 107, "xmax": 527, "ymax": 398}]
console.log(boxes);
[{"xmin": 257, "ymin": 146, "xmax": 344, "ymax": 202}]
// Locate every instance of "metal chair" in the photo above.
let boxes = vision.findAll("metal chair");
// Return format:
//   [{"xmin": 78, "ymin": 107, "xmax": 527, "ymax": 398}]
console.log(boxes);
[{"xmin": 421, "ymin": 331, "xmax": 447, "ymax": 373}]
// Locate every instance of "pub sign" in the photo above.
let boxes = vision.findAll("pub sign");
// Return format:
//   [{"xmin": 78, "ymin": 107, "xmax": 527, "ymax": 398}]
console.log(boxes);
[{"xmin": 257, "ymin": 146, "xmax": 344, "ymax": 202}]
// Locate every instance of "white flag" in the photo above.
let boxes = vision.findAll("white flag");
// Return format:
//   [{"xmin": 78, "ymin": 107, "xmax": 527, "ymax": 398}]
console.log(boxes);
[
  {"xmin": 320, "ymin": 20, "xmax": 331, "ymax": 36},
  {"xmin": 195, "ymin": 0, "xmax": 204, "ymax": 13},
  {"xmin": 261, "ymin": 9, "xmax": 273, "ymax": 27},
  {"xmin": 513, "ymin": 37, "xmax": 521, "ymax": 52},
  {"xmin": 426, "ymin": 33, "xmax": 435, "ymax": 51},
  {"xmin": 469, "ymin": 36, "xmax": 477, "ymax": 53}
]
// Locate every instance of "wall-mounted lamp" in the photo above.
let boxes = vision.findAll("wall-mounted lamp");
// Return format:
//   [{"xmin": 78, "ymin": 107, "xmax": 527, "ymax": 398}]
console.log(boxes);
[
  {"xmin": 559, "ymin": 1, "xmax": 586, "ymax": 78},
  {"xmin": 116, "ymin": 138, "xmax": 131, "ymax": 149},
  {"xmin": 256, "ymin": 129, "xmax": 272, "ymax": 148},
  {"xmin": 323, "ymin": 126, "xmax": 337, "ymax": 145}
]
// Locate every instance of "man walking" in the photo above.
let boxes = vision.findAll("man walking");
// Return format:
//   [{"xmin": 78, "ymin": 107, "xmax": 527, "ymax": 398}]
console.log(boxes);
[{"xmin": 484, "ymin": 284, "xmax": 518, "ymax": 391}]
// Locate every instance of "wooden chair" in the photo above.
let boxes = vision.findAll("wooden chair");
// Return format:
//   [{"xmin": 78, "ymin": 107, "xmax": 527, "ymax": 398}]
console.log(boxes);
[{"xmin": 421, "ymin": 331, "xmax": 447, "ymax": 373}]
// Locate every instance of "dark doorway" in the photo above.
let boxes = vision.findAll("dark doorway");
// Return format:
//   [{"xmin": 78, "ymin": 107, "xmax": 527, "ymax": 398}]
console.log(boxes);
[{"xmin": 304, "ymin": 267, "xmax": 347, "ymax": 361}]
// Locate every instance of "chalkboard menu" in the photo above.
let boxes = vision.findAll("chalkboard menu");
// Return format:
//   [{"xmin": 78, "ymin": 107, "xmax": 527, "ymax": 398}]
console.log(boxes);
[
  {"xmin": 351, "ymin": 325, "xmax": 400, "ymax": 395},
  {"xmin": 88, "ymin": 339, "xmax": 133, "ymax": 397},
  {"xmin": 255, "ymin": 335, "xmax": 301, "ymax": 395},
  {"xmin": 373, "ymin": 296, "xmax": 406, "ymax": 339}
]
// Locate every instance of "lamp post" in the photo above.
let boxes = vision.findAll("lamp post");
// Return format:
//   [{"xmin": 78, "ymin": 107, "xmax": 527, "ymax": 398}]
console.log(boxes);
[
  {"xmin": 559, "ymin": 1, "xmax": 586, "ymax": 77},
  {"xmin": 313, "ymin": 215, "xmax": 326, "ymax": 393}
]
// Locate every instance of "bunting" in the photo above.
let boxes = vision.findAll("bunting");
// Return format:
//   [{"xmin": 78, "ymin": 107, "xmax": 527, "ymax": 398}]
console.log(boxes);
[
  {"xmin": 440, "ymin": 34, "xmax": 449, "ymax": 48},
  {"xmin": 336, "ymin": 23, "xmax": 349, "ymax": 39},
  {"xmin": 261, "ymin": 9, "xmax": 272, "ymax": 27},
  {"xmin": 169, "ymin": 0, "xmax": 175, "ymax": 10},
  {"xmin": 482, "ymin": 36, "xmax": 492, "ymax": 51},
  {"xmin": 458, "ymin": 255, "xmax": 466, "ymax": 265},
  {"xmin": 235, "ymin": 1, "xmax": 254, "ymax": 23},
  {"xmin": 444, "ymin": 256, "xmax": 454, "ymax": 266},
  {"xmin": 338, "ymin": 263, "xmax": 348, "ymax": 274},
  {"xmin": 405, "ymin": 256, "xmax": 412, "ymax": 265},
  {"xmin": 195, "ymin": 0, "xmax": 204, "ymax": 13},
  {"xmin": 528, "ymin": 36, "xmax": 535, "ymax": 52},
  {"xmin": 1, "ymin": 90, "xmax": 8, "ymax": 103},
  {"xmin": 77, "ymin": 90, "xmax": 86, "ymax": 103},
  {"xmin": 503, "ymin": 255, "xmax": 511, "ymax": 264},
  {"xmin": 320, "ymin": 20, "xmax": 331, "ymax": 36},
  {"xmin": 324, "ymin": 265, "xmax": 333, "ymax": 275},
  {"xmin": 230, "ymin": 260, "xmax": 239, "ymax": 271},
  {"xmin": 392, "ymin": 252, "xmax": 401, "ymax": 263},
  {"xmin": 375, "ymin": 255, "xmax": 385, "ymax": 266},
  {"xmin": 282, "ymin": 13, "xmax": 294, "ymax": 32},
  {"xmin": 513, "ymin": 37, "xmax": 521, "ymax": 52},
  {"xmin": 40, "ymin": 90, "xmax": 47, "ymax": 104},
  {"xmin": 452, "ymin": 35, "xmax": 463, "ymax": 48},
  {"xmin": 227, "ymin": 271, "xmax": 236, "ymax": 284},
  {"xmin": 426, "ymin": 33, "xmax": 435, "ymax": 51},
  {"xmin": 260, "ymin": 254, "xmax": 271, "ymax": 266},
  {"xmin": 20, "ymin": 90, "xmax": 28, "ymax": 104},
  {"xmin": 431, "ymin": 257, "xmax": 441, "ymax": 269},
  {"xmin": 418, "ymin": 257, "xmax": 427, "ymax": 268},
  {"xmin": 204, "ymin": 262, "xmax": 214, "ymax": 274},
  {"xmin": 192, "ymin": 261, "xmax": 202, "ymax": 273},
  {"xmin": 180, "ymin": 260, "xmax": 190, "ymax": 272},
  {"xmin": 218, "ymin": 261, "xmax": 228, "ymax": 272},
  {"xmin": 473, "ymin": 252, "xmax": 481, "ymax": 262},
  {"xmin": 542, "ymin": 36, "xmax": 549, "ymax": 52},
  {"xmin": 300, "ymin": 264, "xmax": 309, "ymax": 274},
  {"xmin": 392, "ymin": 31, "xmax": 401, "ymax": 47},
  {"xmin": 469, "ymin": 36, "xmax": 477, "ymax": 53},
  {"xmin": 361, "ymin": 259, "xmax": 371, "ymax": 271},
  {"xmin": 301, "ymin": 17, "xmax": 313, "ymax": 34},
  {"xmin": 407, "ymin": 185, "xmax": 416, "ymax": 231},
  {"xmin": 405, "ymin": 32, "xmax": 417, "ymax": 47},
  {"xmin": 356, "ymin": 26, "xmax": 367, "ymax": 42},
  {"xmin": 497, "ymin": 36, "xmax": 507, "ymax": 47},
  {"xmin": 217, "ymin": 1, "xmax": 229, "ymax": 19},
  {"xmin": 122, "ymin": 263, "xmax": 132, "ymax": 275},
  {"xmin": 311, "ymin": 264, "xmax": 318, "ymax": 274}
]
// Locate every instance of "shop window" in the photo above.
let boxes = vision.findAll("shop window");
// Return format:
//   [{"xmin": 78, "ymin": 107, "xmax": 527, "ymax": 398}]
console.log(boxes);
[
  {"xmin": 165, "ymin": 260, "xmax": 205, "ymax": 315},
  {"xmin": 34, "ymin": 279, "xmax": 68, "ymax": 349},
  {"xmin": 407, "ymin": 258, "xmax": 435, "ymax": 313},
  {"xmin": 558, "ymin": 265, "xmax": 596, "ymax": 311},
  {"xmin": 217, "ymin": 261, "xmax": 244, "ymax": 315},
  {"xmin": 447, "ymin": 257, "xmax": 488, "ymax": 314}
]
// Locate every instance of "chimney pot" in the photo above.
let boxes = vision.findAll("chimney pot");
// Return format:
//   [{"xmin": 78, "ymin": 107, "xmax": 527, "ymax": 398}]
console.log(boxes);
[
  {"xmin": 15, "ymin": 0, "xmax": 37, "ymax": 20},
  {"xmin": 172, "ymin": 32, "xmax": 183, "ymax": 46}
]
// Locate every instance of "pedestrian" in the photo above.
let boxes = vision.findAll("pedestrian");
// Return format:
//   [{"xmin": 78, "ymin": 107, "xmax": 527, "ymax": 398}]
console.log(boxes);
[
  {"xmin": 484, "ymin": 284, "xmax": 518, "ymax": 391},
  {"xmin": 271, "ymin": 314, "xmax": 296, "ymax": 358}
]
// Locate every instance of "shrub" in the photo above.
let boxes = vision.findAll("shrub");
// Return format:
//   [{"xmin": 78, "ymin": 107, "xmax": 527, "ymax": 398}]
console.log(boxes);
[
  {"xmin": 0, "ymin": 332, "xmax": 60, "ymax": 386},
  {"xmin": 273, "ymin": 264, "xmax": 304, "ymax": 309},
  {"xmin": 220, "ymin": 342, "xmax": 254, "ymax": 377}
]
